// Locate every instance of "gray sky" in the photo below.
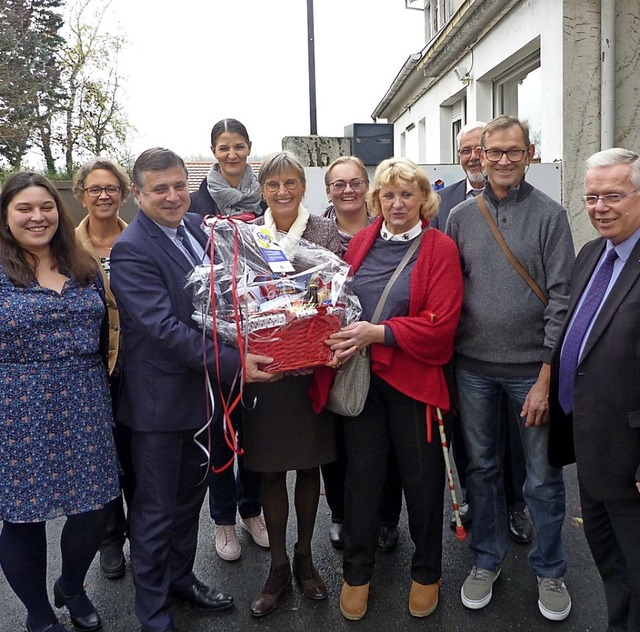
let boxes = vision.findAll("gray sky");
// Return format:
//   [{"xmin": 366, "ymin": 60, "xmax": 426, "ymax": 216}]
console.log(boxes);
[{"xmin": 106, "ymin": 0, "xmax": 425, "ymax": 159}]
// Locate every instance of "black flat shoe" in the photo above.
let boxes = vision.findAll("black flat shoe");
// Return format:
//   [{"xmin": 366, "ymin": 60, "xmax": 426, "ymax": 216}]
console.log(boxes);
[
  {"xmin": 53, "ymin": 580, "xmax": 101, "ymax": 632},
  {"xmin": 170, "ymin": 578, "xmax": 233, "ymax": 611},
  {"xmin": 377, "ymin": 525, "xmax": 399, "ymax": 553},
  {"xmin": 329, "ymin": 522, "xmax": 344, "ymax": 549},
  {"xmin": 99, "ymin": 544, "xmax": 125, "ymax": 580},
  {"xmin": 509, "ymin": 510, "xmax": 534, "ymax": 544}
]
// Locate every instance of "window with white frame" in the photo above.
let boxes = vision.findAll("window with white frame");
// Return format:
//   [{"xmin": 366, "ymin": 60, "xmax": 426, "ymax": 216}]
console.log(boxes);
[
  {"xmin": 424, "ymin": 0, "xmax": 452, "ymax": 41},
  {"xmin": 493, "ymin": 51, "xmax": 542, "ymax": 158}
]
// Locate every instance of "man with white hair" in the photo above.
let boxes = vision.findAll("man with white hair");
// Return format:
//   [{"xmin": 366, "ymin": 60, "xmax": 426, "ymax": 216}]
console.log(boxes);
[{"xmin": 549, "ymin": 147, "xmax": 640, "ymax": 631}]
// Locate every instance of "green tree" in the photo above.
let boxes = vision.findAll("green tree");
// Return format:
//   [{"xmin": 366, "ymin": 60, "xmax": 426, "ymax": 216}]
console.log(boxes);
[
  {"xmin": 0, "ymin": 0, "xmax": 64, "ymax": 170},
  {"xmin": 56, "ymin": 0, "xmax": 134, "ymax": 174}
]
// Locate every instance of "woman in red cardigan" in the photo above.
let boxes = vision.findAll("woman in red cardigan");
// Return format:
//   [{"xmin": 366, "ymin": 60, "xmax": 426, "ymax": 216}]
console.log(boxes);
[{"xmin": 327, "ymin": 157, "xmax": 463, "ymax": 621}]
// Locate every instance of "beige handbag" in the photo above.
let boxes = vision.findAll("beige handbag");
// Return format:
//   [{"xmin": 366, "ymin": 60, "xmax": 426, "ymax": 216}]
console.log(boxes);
[{"xmin": 326, "ymin": 229, "xmax": 427, "ymax": 416}]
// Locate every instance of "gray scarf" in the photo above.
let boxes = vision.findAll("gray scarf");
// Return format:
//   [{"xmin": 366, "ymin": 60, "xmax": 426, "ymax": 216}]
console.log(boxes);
[{"xmin": 206, "ymin": 164, "xmax": 263, "ymax": 215}]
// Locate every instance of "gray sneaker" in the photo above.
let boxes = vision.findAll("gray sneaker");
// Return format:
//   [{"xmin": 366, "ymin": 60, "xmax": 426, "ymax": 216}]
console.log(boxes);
[
  {"xmin": 537, "ymin": 576, "xmax": 571, "ymax": 621},
  {"xmin": 461, "ymin": 566, "xmax": 501, "ymax": 609}
]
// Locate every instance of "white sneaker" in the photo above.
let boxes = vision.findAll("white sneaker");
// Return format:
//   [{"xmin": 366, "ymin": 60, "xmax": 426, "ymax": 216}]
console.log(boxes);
[
  {"xmin": 240, "ymin": 515, "xmax": 270, "ymax": 548},
  {"xmin": 215, "ymin": 524, "xmax": 241, "ymax": 561}
]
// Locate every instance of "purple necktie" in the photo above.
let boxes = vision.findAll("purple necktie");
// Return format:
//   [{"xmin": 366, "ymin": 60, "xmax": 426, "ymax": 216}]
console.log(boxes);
[{"xmin": 558, "ymin": 247, "xmax": 618, "ymax": 414}]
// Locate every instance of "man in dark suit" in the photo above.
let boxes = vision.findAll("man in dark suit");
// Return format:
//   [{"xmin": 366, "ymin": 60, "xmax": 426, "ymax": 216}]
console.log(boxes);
[
  {"xmin": 110, "ymin": 148, "xmax": 277, "ymax": 632},
  {"xmin": 431, "ymin": 121, "xmax": 486, "ymax": 230},
  {"xmin": 432, "ymin": 121, "xmax": 532, "ymax": 544},
  {"xmin": 549, "ymin": 148, "xmax": 640, "ymax": 632}
]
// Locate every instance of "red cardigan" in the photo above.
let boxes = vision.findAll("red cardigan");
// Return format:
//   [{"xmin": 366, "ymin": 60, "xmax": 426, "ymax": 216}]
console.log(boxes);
[{"xmin": 311, "ymin": 218, "xmax": 463, "ymax": 412}]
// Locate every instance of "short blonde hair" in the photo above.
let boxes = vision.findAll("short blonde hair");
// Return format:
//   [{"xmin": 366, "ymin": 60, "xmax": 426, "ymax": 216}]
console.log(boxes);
[{"xmin": 368, "ymin": 157, "xmax": 439, "ymax": 221}]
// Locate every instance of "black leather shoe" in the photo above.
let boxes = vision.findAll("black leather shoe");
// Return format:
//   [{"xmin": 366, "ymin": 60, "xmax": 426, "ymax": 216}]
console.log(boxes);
[
  {"xmin": 329, "ymin": 522, "xmax": 344, "ymax": 549},
  {"xmin": 449, "ymin": 502, "xmax": 472, "ymax": 531},
  {"xmin": 53, "ymin": 579, "xmax": 102, "ymax": 631},
  {"xmin": 170, "ymin": 578, "xmax": 233, "ymax": 611},
  {"xmin": 99, "ymin": 544, "xmax": 125, "ymax": 580},
  {"xmin": 377, "ymin": 525, "xmax": 399, "ymax": 553},
  {"xmin": 509, "ymin": 510, "xmax": 534, "ymax": 544}
]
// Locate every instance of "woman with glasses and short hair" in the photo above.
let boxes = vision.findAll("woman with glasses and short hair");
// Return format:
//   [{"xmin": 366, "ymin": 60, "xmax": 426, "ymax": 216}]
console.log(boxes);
[
  {"xmin": 73, "ymin": 158, "xmax": 132, "ymax": 581},
  {"xmin": 322, "ymin": 156, "xmax": 372, "ymax": 255},
  {"xmin": 242, "ymin": 151, "xmax": 341, "ymax": 617}
]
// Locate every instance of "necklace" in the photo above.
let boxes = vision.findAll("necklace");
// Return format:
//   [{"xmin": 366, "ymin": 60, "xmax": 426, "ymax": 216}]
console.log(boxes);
[{"xmin": 87, "ymin": 225, "xmax": 117, "ymax": 251}]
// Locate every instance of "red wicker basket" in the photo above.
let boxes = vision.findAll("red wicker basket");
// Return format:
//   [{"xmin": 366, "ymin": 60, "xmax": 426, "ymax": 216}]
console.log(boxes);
[{"xmin": 248, "ymin": 312, "xmax": 341, "ymax": 372}]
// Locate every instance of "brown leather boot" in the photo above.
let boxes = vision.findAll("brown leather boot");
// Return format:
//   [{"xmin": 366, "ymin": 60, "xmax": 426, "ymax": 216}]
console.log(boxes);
[
  {"xmin": 293, "ymin": 546, "xmax": 328, "ymax": 600},
  {"xmin": 340, "ymin": 581, "xmax": 370, "ymax": 620},
  {"xmin": 249, "ymin": 560, "xmax": 292, "ymax": 617},
  {"xmin": 408, "ymin": 579, "xmax": 441, "ymax": 617}
]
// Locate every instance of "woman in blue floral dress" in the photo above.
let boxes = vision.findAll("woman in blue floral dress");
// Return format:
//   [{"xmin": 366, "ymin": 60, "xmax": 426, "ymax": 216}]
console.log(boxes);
[{"xmin": 0, "ymin": 172, "xmax": 120, "ymax": 632}]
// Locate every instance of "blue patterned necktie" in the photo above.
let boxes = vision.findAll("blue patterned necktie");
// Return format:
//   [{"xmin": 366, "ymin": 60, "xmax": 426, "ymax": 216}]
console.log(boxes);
[
  {"xmin": 176, "ymin": 224, "xmax": 200, "ymax": 264},
  {"xmin": 558, "ymin": 247, "xmax": 618, "ymax": 414}
]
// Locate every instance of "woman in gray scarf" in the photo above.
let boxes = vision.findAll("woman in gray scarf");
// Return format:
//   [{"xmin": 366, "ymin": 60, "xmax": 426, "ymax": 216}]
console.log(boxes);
[{"xmin": 190, "ymin": 118, "xmax": 266, "ymax": 219}]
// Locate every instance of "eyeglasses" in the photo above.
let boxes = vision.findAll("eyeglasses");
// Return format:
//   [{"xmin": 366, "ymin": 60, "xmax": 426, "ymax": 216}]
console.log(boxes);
[
  {"xmin": 84, "ymin": 185, "xmax": 121, "ymax": 197},
  {"xmin": 458, "ymin": 148, "xmax": 475, "ymax": 157},
  {"xmin": 482, "ymin": 148, "xmax": 527, "ymax": 162},
  {"xmin": 581, "ymin": 189, "xmax": 640, "ymax": 207},
  {"xmin": 264, "ymin": 178, "xmax": 300, "ymax": 192},
  {"xmin": 328, "ymin": 178, "xmax": 368, "ymax": 192}
]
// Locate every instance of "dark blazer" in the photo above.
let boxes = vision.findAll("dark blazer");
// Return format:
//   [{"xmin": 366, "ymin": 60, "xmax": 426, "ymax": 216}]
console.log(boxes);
[
  {"xmin": 110, "ymin": 210, "xmax": 240, "ymax": 432},
  {"xmin": 548, "ymin": 236, "xmax": 640, "ymax": 500},
  {"xmin": 431, "ymin": 179, "xmax": 467, "ymax": 231}
]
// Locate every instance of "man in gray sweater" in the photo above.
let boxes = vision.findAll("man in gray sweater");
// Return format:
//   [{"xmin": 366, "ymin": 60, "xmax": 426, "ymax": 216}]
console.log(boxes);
[{"xmin": 445, "ymin": 115, "xmax": 575, "ymax": 621}]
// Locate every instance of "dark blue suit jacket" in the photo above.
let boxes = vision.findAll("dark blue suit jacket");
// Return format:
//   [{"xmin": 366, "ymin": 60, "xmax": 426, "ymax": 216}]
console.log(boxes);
[
  {"xmin": 431, "ymin": 179, "xmax": 467, "ymax": 231},
  {"xmin": 110, "ymin": 210, "xmax": 240, "ymax": 432},
  {"xmin": 549, "ymin": 235, "xmax": 640, "ymax": 500}
]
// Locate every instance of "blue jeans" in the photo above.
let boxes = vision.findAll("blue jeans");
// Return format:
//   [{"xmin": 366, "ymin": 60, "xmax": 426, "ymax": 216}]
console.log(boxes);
[{"xmin": 456, "ymin": 368, "xmax": 567, "ymax": 577}]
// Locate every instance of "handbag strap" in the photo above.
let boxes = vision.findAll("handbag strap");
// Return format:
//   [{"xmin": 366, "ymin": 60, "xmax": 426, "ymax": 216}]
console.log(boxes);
[
  {"xmin": 476, "ymin": 195, "xmax": 549, "ymax": 307},
  {"xmin": 371, "ymin": 227, "xmax": 427, "ymax": 324}
]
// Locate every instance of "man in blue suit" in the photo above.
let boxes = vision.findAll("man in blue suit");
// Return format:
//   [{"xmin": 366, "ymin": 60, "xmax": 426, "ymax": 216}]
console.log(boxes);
[
  {"xmin": 549, "ymin": 148, "xmax": 640, "ymax": 631},
  {"xmin": 110, "ymin": 148, "xmax": 277, "ymax": 632}
]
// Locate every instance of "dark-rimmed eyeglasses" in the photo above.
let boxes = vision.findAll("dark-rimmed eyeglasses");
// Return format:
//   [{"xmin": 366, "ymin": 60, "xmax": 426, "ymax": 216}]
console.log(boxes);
[
  {"xmin": 581, "ymin": 189, "xmax": 640, "ymax": 207},
  {"xmin": 482, "ymin": 148, "xmax": 527, "ymax": 162},
  {"xmin": 84, "ymin": 185, "xmax": 121, "ymax": 197},
  {"xmin": 264, "ymin": 179, "xmax": 300, "ymax": 192},
  {"xmin": 328, "ymin": 178, "xmax": 368, "ymax": 192}
]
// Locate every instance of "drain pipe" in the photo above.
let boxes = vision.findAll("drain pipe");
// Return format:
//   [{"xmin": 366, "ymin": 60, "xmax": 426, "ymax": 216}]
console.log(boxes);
[{"xmin": 601, "ymin": 0, "xmax": 615, "ymax": 148}]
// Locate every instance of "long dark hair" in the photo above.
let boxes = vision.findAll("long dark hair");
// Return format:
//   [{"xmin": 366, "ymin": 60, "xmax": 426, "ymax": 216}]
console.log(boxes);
[{"xmin": 0, "ymin": 172, "xmax": 95, "ymax": 287}]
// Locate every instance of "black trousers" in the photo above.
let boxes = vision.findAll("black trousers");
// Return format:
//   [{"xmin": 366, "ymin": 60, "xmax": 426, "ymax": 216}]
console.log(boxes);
[
  {"xmin": 321, "ymin": 415, "xmax": 403, "ymax": 526},
  {"xmin": 580, "ymin": 484, "xmax": 640, "ymax": 632},
  {"xmin": 129, "ymin": 429, "xmax": 208, "ymax": 632},
  {"xmin": 343, "ymin": 374, "xmax": 444, "ymax": 586}
]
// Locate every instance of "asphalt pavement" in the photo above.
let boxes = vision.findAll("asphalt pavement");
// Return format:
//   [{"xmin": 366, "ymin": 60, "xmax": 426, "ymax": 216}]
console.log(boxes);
[{"xmin": 1, "ymin": 463, "xmax": 607, "ymax": 631}]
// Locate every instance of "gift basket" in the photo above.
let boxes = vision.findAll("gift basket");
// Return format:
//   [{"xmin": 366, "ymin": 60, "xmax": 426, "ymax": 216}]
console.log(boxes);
[{"xmin": 187, "ymin": 217, "xmax": 361, "ymax": 372}]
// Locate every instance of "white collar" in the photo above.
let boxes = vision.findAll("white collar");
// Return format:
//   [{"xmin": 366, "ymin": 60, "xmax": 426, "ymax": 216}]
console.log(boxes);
[{"xmin": 380, "ymin": 221, "xmax": 423, "ymax": 241}]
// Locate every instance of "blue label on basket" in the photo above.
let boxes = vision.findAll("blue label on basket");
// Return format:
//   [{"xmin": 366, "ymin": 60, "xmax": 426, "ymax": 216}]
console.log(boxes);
[{"xmin": 253, "ymin": 227, "xmax": 295, "ymax": 273}]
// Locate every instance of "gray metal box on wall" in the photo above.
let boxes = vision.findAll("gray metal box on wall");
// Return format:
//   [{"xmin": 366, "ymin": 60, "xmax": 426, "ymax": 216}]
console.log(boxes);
[{"xmin": 344, "ymin": 123, "xmax": 394, "ymax": 166}]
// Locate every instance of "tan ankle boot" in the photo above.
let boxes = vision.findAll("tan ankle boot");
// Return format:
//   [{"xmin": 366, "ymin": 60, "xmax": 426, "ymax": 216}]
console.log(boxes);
[
  {"xmin": 340, "ymin": 581, "xmax": 370, "ymax": 620},
  {"xmin": 408, "ymin": 579, "xmax": 441, "ymax": 617}
]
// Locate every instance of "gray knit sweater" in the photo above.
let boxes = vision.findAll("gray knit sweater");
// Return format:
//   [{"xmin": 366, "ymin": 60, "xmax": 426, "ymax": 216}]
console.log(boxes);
[{"xmin": 445, "ymin": 180, "xmax": 575, "ymax": 376}]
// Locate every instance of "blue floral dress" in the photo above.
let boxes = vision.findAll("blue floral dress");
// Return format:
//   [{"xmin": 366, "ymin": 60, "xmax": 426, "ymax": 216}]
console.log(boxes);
[{"xmin": 0, "ymin": 265, "xmax": 120, "ymax": 523}]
